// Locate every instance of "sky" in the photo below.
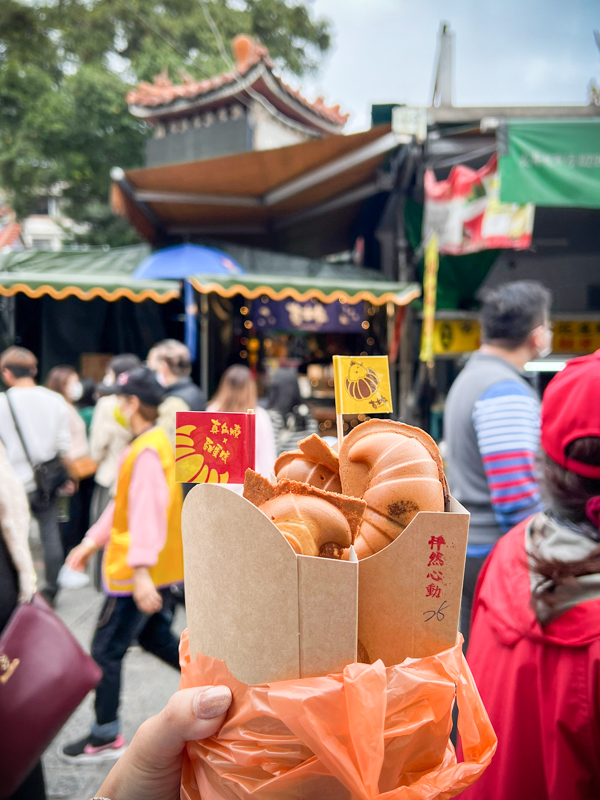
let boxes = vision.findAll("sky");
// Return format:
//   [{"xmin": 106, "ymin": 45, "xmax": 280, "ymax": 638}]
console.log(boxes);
[{"xmin": 299, "ymin": 0, "xmax": 600, "ymax": 132}]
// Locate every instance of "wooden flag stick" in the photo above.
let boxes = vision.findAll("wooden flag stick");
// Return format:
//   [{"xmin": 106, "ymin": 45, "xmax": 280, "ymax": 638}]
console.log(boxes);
[{"xmin": 336, "ymin": 413, "xmax": 344, "ymax": 446}]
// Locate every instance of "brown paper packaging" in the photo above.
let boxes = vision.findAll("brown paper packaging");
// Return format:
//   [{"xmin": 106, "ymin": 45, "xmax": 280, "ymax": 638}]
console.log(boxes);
[{"xmin": 182, "ymin": 484, "xmax": 469, "ymax": 683}]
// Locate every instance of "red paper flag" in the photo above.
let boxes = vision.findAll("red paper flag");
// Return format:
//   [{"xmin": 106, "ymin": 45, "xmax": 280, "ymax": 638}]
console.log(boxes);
[{"xmin": 175, "ymin": 411, "xmax": 255, "ymax": 484}]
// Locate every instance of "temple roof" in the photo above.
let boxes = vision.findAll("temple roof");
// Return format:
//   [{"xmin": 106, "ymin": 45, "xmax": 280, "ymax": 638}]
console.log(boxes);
[{"xmin": 127, "ymin": 35, "xmax": 348, "ymax": 135}]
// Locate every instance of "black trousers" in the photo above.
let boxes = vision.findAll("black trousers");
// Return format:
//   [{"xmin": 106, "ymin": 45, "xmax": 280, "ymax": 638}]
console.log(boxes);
[
  {"xmin": 92, "ymin": 590, "xmax": 180, "ymax": 726},
  {"xmin": 28, "ymin": 496, "xmax": 63, "ymax": 603},
  {"xmin": 459, "ymin": 555, "xmax": 488, "ymax": 655}
]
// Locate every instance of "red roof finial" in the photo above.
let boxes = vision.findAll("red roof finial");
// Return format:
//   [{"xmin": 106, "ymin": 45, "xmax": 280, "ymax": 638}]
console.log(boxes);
[{"xmin": 231, "ymin": 34, "xmax": 270, "ymax": 74}]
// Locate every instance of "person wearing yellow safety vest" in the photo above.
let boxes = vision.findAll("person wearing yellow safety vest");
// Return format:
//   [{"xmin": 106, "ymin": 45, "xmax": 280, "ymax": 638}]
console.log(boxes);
[{"xmin": 60, "ymin": 367, "xmax": 184, "ymax": 765}]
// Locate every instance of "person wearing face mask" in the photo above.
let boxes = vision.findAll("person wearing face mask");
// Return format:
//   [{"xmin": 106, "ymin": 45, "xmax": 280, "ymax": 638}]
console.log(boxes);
[
  {"xmin": 147, "ymin": 340, "xmax": 205, "ymax": 410},
  {"xmin": 444, "ymin": 281, "xmax": 553, "ymax": 650},
  {"xmin": 147, "ymin": 340, "xmax": 205, "ymax": 450},
  {"xmin": 89, "ymin": 355, "xmax": 141, "ymax": 527},
  {"xmin": 61, "ymin": 367, "xmax": 183, "ymax": 765},
  {"xmin": 46, "ymin": 367, "xmax": 96, "ymax": 586}
]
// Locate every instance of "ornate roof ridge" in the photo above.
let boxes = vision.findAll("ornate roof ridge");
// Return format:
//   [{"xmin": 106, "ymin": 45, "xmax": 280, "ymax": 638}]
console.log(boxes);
[{"xmin": 126, "ymin": 34, "xmax": 348, "ymax": 128}]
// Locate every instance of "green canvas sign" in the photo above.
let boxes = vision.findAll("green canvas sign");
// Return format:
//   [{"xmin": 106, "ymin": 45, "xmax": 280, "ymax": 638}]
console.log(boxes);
[{"xmin": 499, "ymin": 119, "xmax": 600, "ymax": 208}]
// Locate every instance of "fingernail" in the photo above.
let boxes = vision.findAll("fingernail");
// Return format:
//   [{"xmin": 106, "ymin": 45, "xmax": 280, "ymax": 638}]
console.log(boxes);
[{"xmin": 193, "ymin": 686, "xmax": 232, "ymax": 719}]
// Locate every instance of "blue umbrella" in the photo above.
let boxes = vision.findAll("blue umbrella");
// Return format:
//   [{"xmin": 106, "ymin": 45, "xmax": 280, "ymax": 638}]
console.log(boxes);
[
  {"xmin": 133, "ymin": 244, "xmax": 245, "ymax": 376},
  {"xmin": 132, "ymin": 243, "xmax": 245, "ymax": 280}
]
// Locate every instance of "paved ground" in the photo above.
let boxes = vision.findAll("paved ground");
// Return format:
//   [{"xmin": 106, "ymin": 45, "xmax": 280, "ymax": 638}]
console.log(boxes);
[{"xmin": 32, "ymin": 537, "xmax": 185, "ymax": 800}]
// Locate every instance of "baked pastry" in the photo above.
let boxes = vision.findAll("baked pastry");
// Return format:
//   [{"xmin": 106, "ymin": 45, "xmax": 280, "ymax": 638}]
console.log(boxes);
[
  {"xmin": 243, "ymin": 469, "xmax": 365, "ymax": 558},
  {"xmin": 274, "ymin": 434, "xmax": 342, "ymax": 493},
  {"xmin": 339, "ymin": 420, "xmax": 447, "ymax": 559}
]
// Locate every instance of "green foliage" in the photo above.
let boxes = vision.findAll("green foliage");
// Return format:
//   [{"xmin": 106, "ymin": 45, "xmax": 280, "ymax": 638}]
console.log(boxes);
[{"xmin": 1, "ymin": 0, "xmax": 331, "ymax": 245}]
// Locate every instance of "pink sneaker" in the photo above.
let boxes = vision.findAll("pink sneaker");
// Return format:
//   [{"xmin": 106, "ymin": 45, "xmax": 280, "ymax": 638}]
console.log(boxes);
[{"xmin": 60, "ymin": 732, "xmax": 127, "ymax": 763}]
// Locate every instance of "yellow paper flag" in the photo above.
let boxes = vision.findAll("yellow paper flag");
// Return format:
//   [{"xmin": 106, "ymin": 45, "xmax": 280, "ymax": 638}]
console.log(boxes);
[{"xmin": 333, "ymin": 355, "xmax": 393, "ymax": 415}]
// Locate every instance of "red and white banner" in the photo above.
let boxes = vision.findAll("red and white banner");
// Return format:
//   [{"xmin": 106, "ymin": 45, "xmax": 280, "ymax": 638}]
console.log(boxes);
[{"xmin": 423, "ymin": 155, "xmax": 534, "ymax": 255}]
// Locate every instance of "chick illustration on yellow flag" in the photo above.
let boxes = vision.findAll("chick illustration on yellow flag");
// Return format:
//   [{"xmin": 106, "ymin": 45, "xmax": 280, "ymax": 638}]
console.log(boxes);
[{"xmin": 333, "ymin": 355, "xmax": 393, "ymax": 415}]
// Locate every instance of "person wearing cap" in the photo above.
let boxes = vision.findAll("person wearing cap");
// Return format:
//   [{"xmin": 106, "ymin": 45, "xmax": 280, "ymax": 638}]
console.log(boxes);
[
  {"xmin": 89, "ymin": 354, "xmax": 142, "ymax": 525},
  {"xmin": 460, "ymin": 349, "xmax": 600, "ymax": 800},
  {"xmin": 60, "ymin": 367, "xmax": 184, "ymax": 764}
]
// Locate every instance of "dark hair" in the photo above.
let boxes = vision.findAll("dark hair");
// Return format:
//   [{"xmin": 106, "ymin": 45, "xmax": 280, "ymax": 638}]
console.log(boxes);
[
  {"xmin": 46, "ymin": 365, "xmax": 76, "ymax": 399},
  {"xmin": 0, "ymin": 346, "xmax": 38, "ymax": 378},
  {"xmin": 109, "ymin": 354, "xmax": 141, "ymax": 378},
  {"xmin": 531, "ymin": 438, "xmax": 600, "ymax": 603},
  {"xmin": 479, "ymin": 281, "xmax": 551, "ymax": 350},
  {"xmin": 78, "ymin": 377, "xmax": 97, "ymax": 408},
  {"xmin": 123, "ymin": 397, "xmax": 159, "ymax": 423}
]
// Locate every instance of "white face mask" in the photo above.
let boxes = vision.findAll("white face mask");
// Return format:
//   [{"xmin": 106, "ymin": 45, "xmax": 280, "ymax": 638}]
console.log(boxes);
[
  {"xmin": 103, "ymin": 373, "xmax": 115, "ymax": 387},
  {"xmin": 536, "ymin": 326, "xmax": 553, "ymax": 360},
  {"xmin": 68, "ymin": 381, "xmax": 83, "ymax": 402}
]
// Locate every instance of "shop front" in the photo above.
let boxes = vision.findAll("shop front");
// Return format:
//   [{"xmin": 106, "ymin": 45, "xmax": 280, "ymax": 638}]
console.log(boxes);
[{"xmin": 186, "ymin": 267, "xmax": 419, "ymax": 436}]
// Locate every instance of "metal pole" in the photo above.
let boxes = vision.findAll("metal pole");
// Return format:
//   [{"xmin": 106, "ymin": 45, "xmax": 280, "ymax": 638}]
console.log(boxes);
[
  {"xmin": 386, "ymin": 301, "xmax": 399, "ymax": 415},
  {"xmin": 399, "ymin": 308, "xmax": 413, "ymax": 421},
  {"xmin": 200, "ymin": 292, "xmax": 209, "ymax": 400},
  {"xmin": 396, "ymin": 192, "xmax": 414, "ymax": 422}
]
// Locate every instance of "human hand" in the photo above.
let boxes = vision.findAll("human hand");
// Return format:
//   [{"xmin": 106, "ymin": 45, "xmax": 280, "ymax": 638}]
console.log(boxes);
[
  {"xmin": 66, "ymin": 538, "xmax": 97, "ymax": 572},
  {"xmin": 95, "ymin": 685, "xmax": 232, "ymax": 800},
  {"xmin": 60, "ymin": 479, "xmax": 76, "ymax": 496},
  {"xmin": 133, "ymin": 567, "xmax": 163, "ymax": 615}
]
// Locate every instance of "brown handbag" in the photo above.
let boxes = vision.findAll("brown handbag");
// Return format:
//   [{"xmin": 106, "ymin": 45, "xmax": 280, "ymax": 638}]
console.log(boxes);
[{"xmin": 0, "ymin": 593, "xmax": 102, "ymax": 798}]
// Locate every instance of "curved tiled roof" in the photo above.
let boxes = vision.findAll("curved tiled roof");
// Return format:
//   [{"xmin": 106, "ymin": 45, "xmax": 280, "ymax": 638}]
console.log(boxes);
[{"xmin": 127, "ymin": 35, "xmax": 348, "ymax": 129}]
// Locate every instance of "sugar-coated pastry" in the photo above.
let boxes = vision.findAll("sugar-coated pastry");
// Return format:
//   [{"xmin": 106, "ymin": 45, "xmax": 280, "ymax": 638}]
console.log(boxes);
[
  {"xmin": 274, "ymin": 434, "xmax": 342, "ymax": 493},
  {"xmin": 339, "ymin": 420, "xmax": 446, "ymax": 559}
]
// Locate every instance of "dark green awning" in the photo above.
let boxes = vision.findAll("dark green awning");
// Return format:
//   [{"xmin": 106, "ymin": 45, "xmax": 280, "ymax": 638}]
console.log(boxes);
[
  {"xmin": 190, "ymin": 272, "xmax": 420, "ymax": 306},
  {"xmin": 0, "ymin": 246, "xmax": 180, "ymax": 303},
  {"xmin": 499, "ymin": 119, "xmax": 600, "ymax": 208},
  {"xmin": 0, "ymin": 244, "xmax": 420, "ymax": 307}
]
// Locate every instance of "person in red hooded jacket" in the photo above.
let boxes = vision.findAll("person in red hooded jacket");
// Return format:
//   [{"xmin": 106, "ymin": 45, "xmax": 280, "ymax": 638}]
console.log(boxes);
[{"xmin": 461, "ymin": 348, "xmax": 600, "ymax": 800}]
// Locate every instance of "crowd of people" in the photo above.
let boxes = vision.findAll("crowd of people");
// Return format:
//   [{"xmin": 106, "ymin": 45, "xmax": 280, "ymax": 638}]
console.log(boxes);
[
  {"xmin": 3, "ymin": 280, "xmax": 600, "ymax": 799},
  {"xmin": 0, "ymin": 341, "xmax": 278, "ymax": 799}
]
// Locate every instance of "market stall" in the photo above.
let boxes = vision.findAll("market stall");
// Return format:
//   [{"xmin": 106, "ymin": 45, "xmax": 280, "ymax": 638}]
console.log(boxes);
[
  {"xmin": 185, "ymin": 264, "xmax": 420, "ymax": 434},
  {"xmin": 0, "ymin": 246, "xmax": 180, "ymax": 377}
]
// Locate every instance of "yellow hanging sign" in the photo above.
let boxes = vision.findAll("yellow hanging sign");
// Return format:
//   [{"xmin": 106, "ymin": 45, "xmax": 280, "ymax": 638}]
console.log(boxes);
[
  {"xmin": 433, "ymin": 319, "xmax": 481, "ymax": 354},
  {"xmin": 420, "ymin": 234, "xmax": 439, "ymax": 365},
  {"xmin": 333, "ymin": 355, "xmax": 393, "ymax": 415}
]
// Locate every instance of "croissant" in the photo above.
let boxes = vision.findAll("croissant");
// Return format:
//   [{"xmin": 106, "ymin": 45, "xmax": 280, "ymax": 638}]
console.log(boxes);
[
  {"xmin": 274, "ymin": 434, "xmax": 341, "ymax": 493},
  {"xmin": 339, "ymin": 420, "xmax": 447, "ymax": 559},
  {"xmin": 243, "ymin": 469, "xmax": 365, "ymax": 558}
]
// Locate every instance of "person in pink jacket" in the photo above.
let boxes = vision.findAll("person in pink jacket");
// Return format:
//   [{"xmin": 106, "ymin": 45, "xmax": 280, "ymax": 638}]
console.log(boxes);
[{"xmin": 461, "ymin": 349, "xmax": 600, "ymax": 800}]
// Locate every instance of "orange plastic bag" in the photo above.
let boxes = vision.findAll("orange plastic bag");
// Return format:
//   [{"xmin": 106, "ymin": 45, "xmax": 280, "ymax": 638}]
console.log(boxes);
[{"xmin": 180, "ymin": 630, "xmax": 496, "ymax": 800}]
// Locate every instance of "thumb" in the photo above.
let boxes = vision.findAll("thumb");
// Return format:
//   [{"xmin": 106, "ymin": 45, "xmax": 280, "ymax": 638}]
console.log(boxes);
[{"xmin": 133, "ymin": 686, "xmax": 232, "ymax": 766}]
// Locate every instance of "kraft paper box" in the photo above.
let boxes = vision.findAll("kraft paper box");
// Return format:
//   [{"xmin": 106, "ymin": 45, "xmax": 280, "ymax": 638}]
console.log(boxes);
[{"xmin": 182, "ymin": 484, "xmax": 469, "ymax": 682}]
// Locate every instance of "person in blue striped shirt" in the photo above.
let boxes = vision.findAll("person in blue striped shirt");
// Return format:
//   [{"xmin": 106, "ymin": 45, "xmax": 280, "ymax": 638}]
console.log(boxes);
[{"xmin": 444, "ymin": 281, "xmax": 553, "ymax": 650}]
